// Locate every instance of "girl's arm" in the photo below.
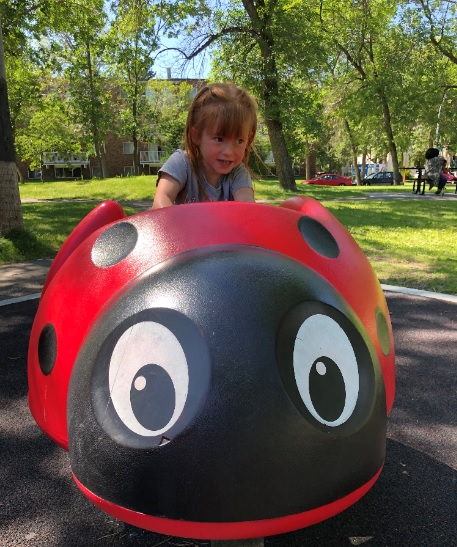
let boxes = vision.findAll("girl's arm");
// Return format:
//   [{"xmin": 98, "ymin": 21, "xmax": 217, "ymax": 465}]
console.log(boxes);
[
  {"xmin": 153, "ymin": 174, "xmax": 181, "ymax": 209},
  {"xmin": 233, "ymin": 186, "xmax": 255, "ymax": 203}
]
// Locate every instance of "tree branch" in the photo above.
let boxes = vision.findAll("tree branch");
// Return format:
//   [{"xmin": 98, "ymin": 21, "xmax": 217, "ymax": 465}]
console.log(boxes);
[{"xmin": 158, "ymin": 26, "xmax": 257, "ymax": 60}]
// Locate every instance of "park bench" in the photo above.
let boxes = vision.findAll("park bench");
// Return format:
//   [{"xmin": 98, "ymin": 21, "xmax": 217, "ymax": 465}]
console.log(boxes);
[{"xmin": 410, "ymin": 166, "xmax": 457, "ymax": 195}]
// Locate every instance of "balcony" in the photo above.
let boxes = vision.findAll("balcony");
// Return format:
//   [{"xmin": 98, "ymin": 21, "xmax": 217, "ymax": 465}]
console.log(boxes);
[
  {"xmin": 140, "ymin": 150, "xmax": 167, "ymax": 164},
  {"xmin": 43, "ymin": 152, "xmax": 90, "ymax": 167}
]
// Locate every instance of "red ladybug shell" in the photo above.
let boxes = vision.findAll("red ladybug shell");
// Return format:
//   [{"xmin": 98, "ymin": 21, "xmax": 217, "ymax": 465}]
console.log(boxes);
[{"xmin": 28, "ymin": 197, "xmax": 395, "ymax": 540}]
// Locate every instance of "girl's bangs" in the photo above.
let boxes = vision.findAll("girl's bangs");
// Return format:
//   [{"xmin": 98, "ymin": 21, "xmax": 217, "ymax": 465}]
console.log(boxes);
[{"xmin": 204, "ymin": 103, "xmax": 254, "ymax": 137}]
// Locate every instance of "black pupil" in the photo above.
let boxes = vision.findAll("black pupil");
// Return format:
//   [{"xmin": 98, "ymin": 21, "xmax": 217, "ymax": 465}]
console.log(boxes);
[
  {"xmin": 309, "ymin": 357, "xmax": 345, "ymax": 421},
  {"xmin": 130, "ymin": 364, "xmax": 176, "ymax": 430}
]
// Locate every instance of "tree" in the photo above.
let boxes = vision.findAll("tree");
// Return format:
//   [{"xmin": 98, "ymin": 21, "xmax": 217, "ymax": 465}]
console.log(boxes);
[
  {"xmin": 170, "ymin": 0, "xmax": 325, "ymax": 190},
  {"xmin": 15, "ymin": 88, "xmax": 86, "ymax": 175},
  {"xmin": 318, "ymin": 0, "xmax": 408, "ymax": 184},
  {"xmin": 0, "ymin": 14, "xmax": 23, "ymax": 233},
  {"xmin": 144, "ymin": 79, "xmax": 193, "ymax": 153},
  {"xmin": 6, "ymin": 52, "xmax": 43, "ymax": 182},
  {"xmin": 0, "ymin": 0, "xmax": 112, "ymax": 232},
  {"xmin": 415, "ymin": 0, "xmax": 457, "ymax": 65},
  {"xmin": 106, "ymin": 0, "xmax": 161, "ymax": 175},
  {"xmin": 404, "ymin": 1, "xmax": 457, "ymax": 151},
  {"xmin": 57, "ymin": 0, "xmax": 112, "ymax": 178}
]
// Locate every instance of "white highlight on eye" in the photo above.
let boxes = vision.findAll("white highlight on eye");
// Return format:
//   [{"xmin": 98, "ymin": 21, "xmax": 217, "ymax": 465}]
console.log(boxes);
[
  {"xmin": 109, "ymin": 321, "xmax": 189, "ymax": 436},
  {"xmin": 293, "ymin": 314, "xmax": 359, "ymax": 426},
  {"xmin": 134, "ymin": 376, "xmax": 146, "ymax": 391}
]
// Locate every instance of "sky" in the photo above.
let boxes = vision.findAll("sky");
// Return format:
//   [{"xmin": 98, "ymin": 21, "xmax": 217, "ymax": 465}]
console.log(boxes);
[
  {"xmin": 104, "ymin": 0, "xmax": 210, "ymax": 80},
  {"xmin": 154, "ymin": 36, "xmax": 211, "ymax": 80}
]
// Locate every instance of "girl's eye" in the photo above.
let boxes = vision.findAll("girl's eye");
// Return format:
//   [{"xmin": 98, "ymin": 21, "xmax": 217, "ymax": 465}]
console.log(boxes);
[
  {"xmin": 213, "ymin": 136, "xmax": 223, "ymax": 142},
  {"xmin": 237, "ymin": 139, "xmax": 245, "ymax": 145}
]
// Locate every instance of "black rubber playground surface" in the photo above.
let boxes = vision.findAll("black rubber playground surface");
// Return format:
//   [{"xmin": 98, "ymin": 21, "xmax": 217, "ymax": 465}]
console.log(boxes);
[{"xmin": 1, "ymin": 285, "xmax": 456, "ymax": 546}]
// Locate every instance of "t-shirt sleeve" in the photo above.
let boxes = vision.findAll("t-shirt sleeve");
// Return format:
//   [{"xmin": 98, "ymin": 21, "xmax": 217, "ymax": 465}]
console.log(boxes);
[
  {"xmin": 157, "ymin": 150, "xmax": 189, "ymax": 191},
  {"xmin": 228, "ymin": 164, "xmax": 253, "ymax": 197}
]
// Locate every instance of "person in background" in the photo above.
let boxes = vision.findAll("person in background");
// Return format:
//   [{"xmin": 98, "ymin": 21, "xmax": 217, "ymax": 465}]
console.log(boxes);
[
  {"xmin": 424, "ymin": 147, "xmax": 446, "ymax": 194},
  {"xmin": 437, "ymin": 159, "xmax": 455, "ymax": 196},
  {"xmin": 153, "ymin": 83, "xmax": 257, "ymax": 209}
]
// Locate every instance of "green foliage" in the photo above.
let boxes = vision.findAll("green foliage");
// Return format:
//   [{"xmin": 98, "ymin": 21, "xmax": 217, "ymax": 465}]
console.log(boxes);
[
  {"xmin": 5, "ymin": 51, "xmax": 42, "ymax": 138},
  {"xmin": 144, "ymin": 80, "xmax": 193, "ymax": 152},
  {"xmin": 105, "ymin": 1, "xmax": 159, "ymax": 128},
  {"xmin": 59, "ymin": 2, "xmax": 112, "ymax": 156},
  {"xmin": 15, "ymin": 89, "xmax": 85, "ymax": 169},
  {"xmin": 5, "ymin": 0, "xmax": 457, "ymax": 189}
]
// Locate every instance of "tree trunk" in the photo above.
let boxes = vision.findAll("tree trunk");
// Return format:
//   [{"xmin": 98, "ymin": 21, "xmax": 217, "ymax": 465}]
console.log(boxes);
[
  {"xmin": 344, "ymin": 119, "xmax": 360, "ymax": 185},
  {"xmin": 17, "ymin": 165, "xmax": 24, "ymax": 183},
  {"xmin": 133, "ymin": 135, "xmax": 140, "ymax": 176},
  {"xmin": 379, "ymin": 91, "xmax": 402, "ymax": 184},
  {"xmin": 95, "ymin": 141, "xmax": 105, "ymax": 179},
  {"xmin": 265, "ymin": 117, "xmax": 296, "ymax": 190},
  {"xmin": 240, "ymin": 4, "xmax": 296, "ymax": 192},
  {"xmin": 261, "ymin": 61, "xmax": 296, "ymax": 191},
  {"xmin": 0, "ymin": 15, "xmax": 23, "ymax": 234},
  {"xmin": 361, "ymin": 147, "xmax": 367, "ymax": 179},
  {"xmin": 305, "ymin": 144, "xmax": 316, "ymax": 179}
]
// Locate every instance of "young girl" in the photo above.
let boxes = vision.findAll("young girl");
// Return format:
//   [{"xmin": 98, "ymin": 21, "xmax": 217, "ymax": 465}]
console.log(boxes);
[
  {"xmin": 438, "ymin": 159, "xmax": 455, "ymax": 195},
  {"xmin": 153, "ymin": 83, "xmax": 257, "ymax": 209}
]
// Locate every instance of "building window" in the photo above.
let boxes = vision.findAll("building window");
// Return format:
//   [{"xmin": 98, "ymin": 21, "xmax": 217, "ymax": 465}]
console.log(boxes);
[
  {"xmin": 123, "ymin": 142, "xmax": 134, "ymax": 155},
  {"xmin": 124, "ymin": 166, "xmax": 134, "ymax": 176},
  {"xmin": 55, "ymin": 167, "xmax": 81, "ymax": 178}
]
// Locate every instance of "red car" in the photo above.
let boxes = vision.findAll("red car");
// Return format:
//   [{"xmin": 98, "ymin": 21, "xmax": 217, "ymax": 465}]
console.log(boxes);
[{"xmin": 300, "ymin": 173, "xmax": 353, "ymax": 186}]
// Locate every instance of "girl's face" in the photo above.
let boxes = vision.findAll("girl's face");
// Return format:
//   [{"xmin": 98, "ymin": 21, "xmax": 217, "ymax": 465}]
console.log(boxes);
[{"xmin": 192, "ymin": 124, "xmax": 251, "ymax": 186}]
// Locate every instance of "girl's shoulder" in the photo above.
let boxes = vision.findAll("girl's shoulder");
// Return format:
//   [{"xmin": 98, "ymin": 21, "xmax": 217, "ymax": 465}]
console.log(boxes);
[
  {"xmin": 228, "ymin": 162, "xmax": 249, "ymax": 179},
  {"xmin": 162, "ymin": 149, "xmax": 191, "ymax": 171},
  {"xmin": 167, "ymin": 149, "xmax": 188, "ymax": 162}
]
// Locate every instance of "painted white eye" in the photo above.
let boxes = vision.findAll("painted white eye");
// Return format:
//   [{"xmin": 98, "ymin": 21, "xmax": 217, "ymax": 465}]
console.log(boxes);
[
  {"xmin": 109, "ymin": 321, "xmax": 188, "ymax": 436},
  {"xmin": 293, "ymin": 314, "xmax": 359, "ymax": 426}
]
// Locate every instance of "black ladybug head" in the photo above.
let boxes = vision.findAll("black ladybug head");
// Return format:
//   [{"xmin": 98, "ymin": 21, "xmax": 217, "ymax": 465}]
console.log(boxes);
[{"xmin": 68, "ymin": 244, "xmax": 386, "ymax": 525}]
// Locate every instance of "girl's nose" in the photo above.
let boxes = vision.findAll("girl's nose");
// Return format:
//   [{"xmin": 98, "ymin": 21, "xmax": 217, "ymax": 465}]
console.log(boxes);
[{"xmin": 223, "ymin": 139, "xmax": 236, "ymax": 154}]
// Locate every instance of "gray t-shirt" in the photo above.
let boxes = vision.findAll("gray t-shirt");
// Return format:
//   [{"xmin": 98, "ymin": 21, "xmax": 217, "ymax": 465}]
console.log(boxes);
[{"xmin": 157, "ymin": 149, "xmax": 253, "ymax": 204}]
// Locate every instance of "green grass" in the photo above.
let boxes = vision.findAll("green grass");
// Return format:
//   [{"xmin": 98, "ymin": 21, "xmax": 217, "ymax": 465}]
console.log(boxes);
[
  {"xmin": 18, "ymin": 174, "xmax": 419, "ymax": 202},
  {"xmin": 324, "ymin": 200, "xmax": 457, "ymax": 294},
  {"xmin": 19, "ymin": 175, "xmax": 156, "ymax": 202},
  {"xmin": 1, "ymin": 176, "xmax": 455, "ymax": 294}
]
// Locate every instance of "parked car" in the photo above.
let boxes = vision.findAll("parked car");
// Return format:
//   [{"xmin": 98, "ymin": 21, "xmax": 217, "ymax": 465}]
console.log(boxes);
[
  {"xmin": 361, "ymin": 172, "xmax": 395, "ymax": 185},
  {"xmin": 300, "ymin": 173, "xmax": 353, "ymax": 186}
]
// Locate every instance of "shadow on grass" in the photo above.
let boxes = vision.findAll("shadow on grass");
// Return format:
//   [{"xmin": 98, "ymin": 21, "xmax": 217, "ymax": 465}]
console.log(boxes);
[
  {"xmin": 1, "ymin": 228, "xmax": 55, "ymax": 263},
  {"xmin": 0, "ymin": 201, "xmax": 140, "ymax": 265},
  {"xmin": 1, "ymin": 202, "xmax": 112, "ymax": 265}
]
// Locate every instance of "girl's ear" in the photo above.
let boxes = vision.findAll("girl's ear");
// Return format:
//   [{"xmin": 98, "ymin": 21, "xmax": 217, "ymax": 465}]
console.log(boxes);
[{"xmin": 190, "ymin": 127, "xmax": 200, "ymax": 144}]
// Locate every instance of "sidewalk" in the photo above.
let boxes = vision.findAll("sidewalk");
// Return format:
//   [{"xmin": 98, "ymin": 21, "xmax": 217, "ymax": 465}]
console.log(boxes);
[{"xmin": 0, "ymin": 259, "xmax": 53, "ymax": 302}]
